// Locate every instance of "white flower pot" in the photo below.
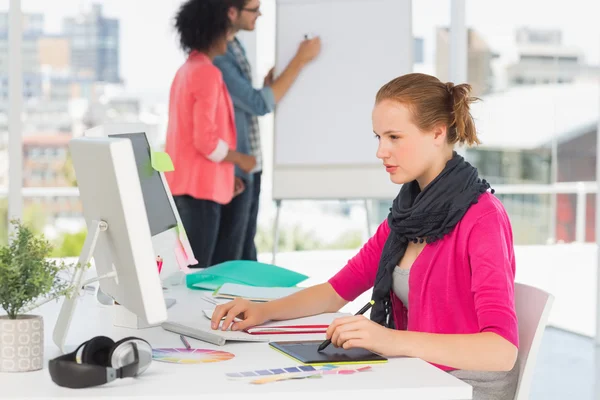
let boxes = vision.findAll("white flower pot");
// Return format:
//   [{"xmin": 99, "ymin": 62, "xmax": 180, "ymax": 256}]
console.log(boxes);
[{"xmin": 0, "ymin": 315, "xmax": 44, "ymax": 372}]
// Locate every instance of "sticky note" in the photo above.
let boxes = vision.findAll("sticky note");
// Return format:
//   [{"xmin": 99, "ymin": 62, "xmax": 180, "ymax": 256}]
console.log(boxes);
[
  {"xmin": 175, "ymin": 241, "xmax": 191, "ymax": 273},
  {"xmin": 176, "ymin": 223, "xmax": 198, "ymax": 265},
  {"xmin": 177, "ymin": 223, "xmax": 187, "ymax": 240},
  {"xmin": 151, "ymin": 151, "xmax": 174, "ymax": 172}
]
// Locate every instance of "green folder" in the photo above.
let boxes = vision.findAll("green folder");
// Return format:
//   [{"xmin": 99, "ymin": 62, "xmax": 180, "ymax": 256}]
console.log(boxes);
[{"xmin": 185, "ymin": 260, "xmax": 308, "ymax": 291}]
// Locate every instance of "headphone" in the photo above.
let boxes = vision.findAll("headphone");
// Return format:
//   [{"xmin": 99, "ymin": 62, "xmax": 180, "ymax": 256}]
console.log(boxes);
[{"xmin": 49, "ymin": 336, "xmax": 153, "ymax": 389}]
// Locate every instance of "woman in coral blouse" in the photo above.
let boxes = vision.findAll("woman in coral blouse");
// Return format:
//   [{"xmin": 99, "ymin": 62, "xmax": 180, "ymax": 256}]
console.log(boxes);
[
  {"xmin": 165, "ymin": 0, "xmax": 256, "ymax": 268},
  {"xmin": 211, "ymin": 73, "xmax": 521, "ymax": 400}
]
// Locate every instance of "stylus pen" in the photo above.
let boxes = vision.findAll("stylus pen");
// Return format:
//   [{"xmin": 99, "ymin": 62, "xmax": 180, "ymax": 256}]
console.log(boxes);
[{"xmin": 317, "ymin": 300, "xmax": 375, "ymax": 352}]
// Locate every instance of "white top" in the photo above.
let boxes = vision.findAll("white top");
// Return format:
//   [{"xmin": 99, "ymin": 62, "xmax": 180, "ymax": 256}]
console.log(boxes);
[
  {"xmin": 2, "ymin": 285, "xmax": 472, "ymax": 400},
  {"xmin": 392, "ymin": 266, "xmax": 411, "ymax": 306}
]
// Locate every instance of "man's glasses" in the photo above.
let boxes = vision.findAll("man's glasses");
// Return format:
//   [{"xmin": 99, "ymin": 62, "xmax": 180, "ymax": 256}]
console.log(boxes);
[{"xmin": 242, "ymin": 6, "xmax": 261, "ymax": 13}]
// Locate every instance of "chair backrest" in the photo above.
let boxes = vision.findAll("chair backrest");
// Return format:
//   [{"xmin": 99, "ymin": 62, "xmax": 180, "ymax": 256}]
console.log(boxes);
[{"xmin": 513, "ymin": 282, "xmax": 554, "ymax": 400}]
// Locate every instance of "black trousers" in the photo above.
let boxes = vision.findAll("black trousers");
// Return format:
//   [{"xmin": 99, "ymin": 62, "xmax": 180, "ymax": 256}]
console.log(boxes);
[{"xmin": 174, "ymin": 191, "xmax": 251, "ymax": 268}]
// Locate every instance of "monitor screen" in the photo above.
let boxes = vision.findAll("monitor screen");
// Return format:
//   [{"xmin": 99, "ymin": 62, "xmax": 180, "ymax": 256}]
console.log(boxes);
[{"xmin": 108, "ymin": 132, "xmax": 177, "ymax": 236}]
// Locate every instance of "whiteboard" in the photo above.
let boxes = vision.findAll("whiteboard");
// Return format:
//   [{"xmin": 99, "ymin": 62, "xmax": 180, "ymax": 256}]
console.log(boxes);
[{"xmin": 273, "ymin": 0, "xmax": 413, "ymax": 199}]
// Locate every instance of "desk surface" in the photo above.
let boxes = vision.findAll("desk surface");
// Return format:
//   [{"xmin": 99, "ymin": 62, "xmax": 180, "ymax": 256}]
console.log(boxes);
[{"xmin": 2, "ymin": 285, "xmax": 472, "ymax": 400}]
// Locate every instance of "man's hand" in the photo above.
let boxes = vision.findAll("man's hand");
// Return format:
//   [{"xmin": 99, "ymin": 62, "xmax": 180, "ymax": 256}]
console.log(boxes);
[
  {"xmin": 295, "ymin": 37, "xmax": 321, "ymax": 64},
  {"xmin": 263, "ymin": 67, "xmax": 275, "ymax": 86}
]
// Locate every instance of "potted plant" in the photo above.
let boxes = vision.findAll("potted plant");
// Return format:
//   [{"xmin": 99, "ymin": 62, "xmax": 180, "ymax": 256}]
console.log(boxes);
[{"xmin": 0, "ymin": 220, "xmax": 77, "ymax": 372}]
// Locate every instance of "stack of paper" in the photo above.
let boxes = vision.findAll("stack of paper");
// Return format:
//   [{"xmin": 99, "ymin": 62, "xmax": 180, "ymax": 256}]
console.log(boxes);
[
  {"xmin": 202, "ymin": 309, "xmax": 349, "ymax": 335},
  {"xmin": 246, "ymin": 313, "xmax": 348, "ymax": 335},
  {"xmin": 213, "ymin": 283, "xmax": 303, "ymax": 302},
  {"xmin": 201, "ymin": 293, "xmax": 231, "ymax": 306}
]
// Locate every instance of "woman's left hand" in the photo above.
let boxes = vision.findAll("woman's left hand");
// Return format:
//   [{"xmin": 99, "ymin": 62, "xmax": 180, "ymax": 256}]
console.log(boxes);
[
  {"xmin": 326, "ymin": 315, "xmax": 401, "ymax": 356},
  {"xmin": 233, "ymin": 177, "xmax": 245, "ymax": 197}
]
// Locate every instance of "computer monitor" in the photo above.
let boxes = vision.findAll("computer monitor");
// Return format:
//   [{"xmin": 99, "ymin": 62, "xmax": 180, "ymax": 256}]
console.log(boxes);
[
  {"xmin": 53, "ymin": 136, "xmax": 168, "ymax": 353},
  {"xmin": 83, "ymin": 123, "xmax": 190, "ymax": 283}
]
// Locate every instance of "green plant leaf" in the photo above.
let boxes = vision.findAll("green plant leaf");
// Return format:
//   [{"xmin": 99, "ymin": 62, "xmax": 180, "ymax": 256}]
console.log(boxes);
[{"xmin": 0, "ymin": 219, "xmax": 79, "ymax": 319}]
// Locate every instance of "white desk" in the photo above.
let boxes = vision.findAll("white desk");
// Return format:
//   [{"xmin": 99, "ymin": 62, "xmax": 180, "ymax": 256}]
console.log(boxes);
[{"xmin": 1, "ymin": 286, "xmax": 472, "ymax": 400}]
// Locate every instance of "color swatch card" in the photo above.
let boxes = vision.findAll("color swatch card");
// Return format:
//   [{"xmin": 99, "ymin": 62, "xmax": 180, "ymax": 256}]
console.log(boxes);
[
  {"xmin": 251, "ymin": 366, "xmax": 372, "ymax": 385},
  {"xmin": 226, "ymin": 365, "xmax": 322, "ymax": 379},
  {"xmin": 225, "ymin": 364, "xmax": 372, "ymax": 385},
  {"xmin": 251, "ymin": 371, "xmax": 322, "ymax": 384},
  {"xmin": 152, "ymin": 348, "xmax": 234, "ymax": 364}
]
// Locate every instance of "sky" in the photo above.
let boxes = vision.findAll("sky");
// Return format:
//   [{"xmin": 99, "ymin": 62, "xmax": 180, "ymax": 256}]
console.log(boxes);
[{"xmin": 3, "ymin": 0, "xmax": 599, "ymax": 101}]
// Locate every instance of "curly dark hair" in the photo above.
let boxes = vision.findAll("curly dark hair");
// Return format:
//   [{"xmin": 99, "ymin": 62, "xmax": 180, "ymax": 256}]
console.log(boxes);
[
  {"xmin": 174, "ymin": 0, "xmax": 232, "ymax": 54},
  {"xmin": 228, "ymin": 0, "xmax": 251, "ymax": 10}
]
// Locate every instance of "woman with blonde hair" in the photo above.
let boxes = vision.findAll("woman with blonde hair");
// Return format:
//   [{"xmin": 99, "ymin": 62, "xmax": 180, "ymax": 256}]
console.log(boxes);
[{"xmin": 212, "ymin": 73, "xmax": 519, "ymax": 400}]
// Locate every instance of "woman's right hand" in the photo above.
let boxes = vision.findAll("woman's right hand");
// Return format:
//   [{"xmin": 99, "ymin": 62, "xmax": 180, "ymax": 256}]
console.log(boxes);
[
  {"xmin": 237, "ymin": 153, "xmax": 257, "ymax": 173},
  {"xmin": 211, "ymin": 298, "xmax": 270, "ymax": 332}
]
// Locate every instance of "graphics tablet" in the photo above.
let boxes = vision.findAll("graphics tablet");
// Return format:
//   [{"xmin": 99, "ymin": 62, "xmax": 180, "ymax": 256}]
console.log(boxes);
[{"xmin": 269, "ymin": 340, "xmax": 388, "ymax": 365}]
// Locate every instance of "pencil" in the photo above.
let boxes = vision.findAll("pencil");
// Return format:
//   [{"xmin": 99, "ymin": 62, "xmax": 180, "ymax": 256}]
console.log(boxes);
[{"xmin": 180, "ymin": 334, "xmax": 191, "ymax": 350}]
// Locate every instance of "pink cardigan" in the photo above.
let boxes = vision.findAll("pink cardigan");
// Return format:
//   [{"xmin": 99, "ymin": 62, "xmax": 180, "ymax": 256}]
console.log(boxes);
[
  {"xmin": 165, "ymin": 51, "xmax": 236, "ymax": 205},
  {"xmin": 328, "ymin": 192, "xmax": 519, "ymax": 371}
]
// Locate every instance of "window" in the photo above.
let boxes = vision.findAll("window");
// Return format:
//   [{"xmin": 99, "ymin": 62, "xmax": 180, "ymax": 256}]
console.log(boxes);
[
  {"xmin": 29, "ymin": 147, "xmax": 41, "ymax": 158},
  {"xmin": 31, "ymin": 169, "xmax": 43, "ymax": 182},
  {"xmin": 44, "ymin": 170, "xmax": 54, "ymax": 181},
  {"xmin": 464, "ymin": 0, "xmax": 600, "ymax": 245},
  {"xmin": 14, "ymin": 0, "xmax": 185, "ymax": 241}
]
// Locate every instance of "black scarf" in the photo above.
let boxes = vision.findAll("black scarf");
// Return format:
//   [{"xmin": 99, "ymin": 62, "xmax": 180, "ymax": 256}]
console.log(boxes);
[{"xmin": 370, "ymin": 152, "xmax": 493, "ymax": 328}]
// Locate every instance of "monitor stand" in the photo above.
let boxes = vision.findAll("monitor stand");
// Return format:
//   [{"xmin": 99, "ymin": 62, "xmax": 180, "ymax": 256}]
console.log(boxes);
[
  {"xmin": 96, "ymin": 287, "xmax": 176, "ymax": 310},
  {"xmin": 100, "ymin": 292, "xmax": 176, "ymax": 329},
  {"xmin": 113, "ymin": 304, "xmax": 165, "ymax": 329},
  {"xmin": 50, "ymin": 219, "xmax": 173, "ymax": 352},
  {"xmin": 165, "ymin": 298, "xmax": 177, "ymax": 308},
  {"xmin": 53, "ymin": 219, "xmax": 117, "ymax": 354}
]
